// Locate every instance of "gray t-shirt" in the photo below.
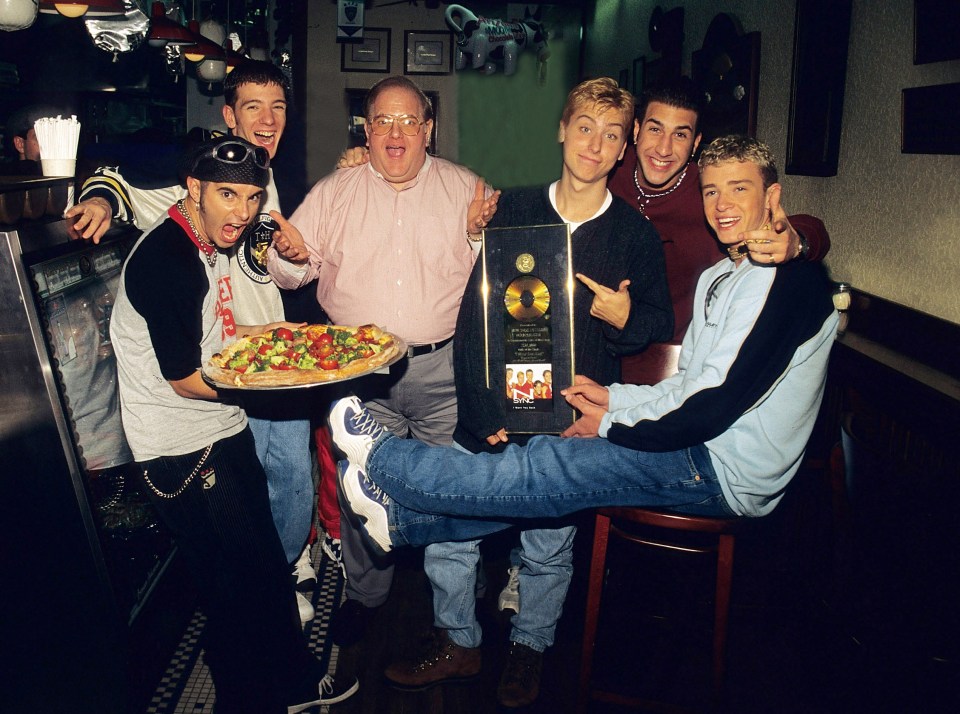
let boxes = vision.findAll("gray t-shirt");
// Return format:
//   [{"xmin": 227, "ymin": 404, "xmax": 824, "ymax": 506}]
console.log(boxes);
[{"xmin": 111, "ymin": 208, "xmax": 246, "ymax": 461}]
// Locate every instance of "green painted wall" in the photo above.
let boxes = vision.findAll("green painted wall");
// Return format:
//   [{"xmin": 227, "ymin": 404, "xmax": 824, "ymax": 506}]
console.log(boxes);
[{"xmin": 456, "ymin": 8, "xmax": 585, "ymax": 189}]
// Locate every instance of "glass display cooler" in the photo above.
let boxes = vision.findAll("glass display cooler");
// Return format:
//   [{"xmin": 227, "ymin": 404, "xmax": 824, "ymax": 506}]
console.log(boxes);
[{"xmin": 1, "ymin": 176, "xmax": 195, "ymax": 714}]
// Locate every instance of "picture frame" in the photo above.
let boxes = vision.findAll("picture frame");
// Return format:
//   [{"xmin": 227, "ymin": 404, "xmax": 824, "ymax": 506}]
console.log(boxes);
[
  {"xmin": 691, "ymin": 30, "xmax": 760, "ymax": 147},
  {"xmin": 901, "ymin": 83, "xmax": 960, "ymax": 154},
  {"xmin": 341, "ymin": 27, "xmax": 391, "ymax": 73},
  {"xmin": 914, "ymin": 0, "xmax": 960, "ymax": 64},
  {"xmin": 785, "ymin": 0, "xmax": 853, "ymax": 176},
  {"xmin": 404, "ymin": 30, "xmax": 453, "ymax": 75}
]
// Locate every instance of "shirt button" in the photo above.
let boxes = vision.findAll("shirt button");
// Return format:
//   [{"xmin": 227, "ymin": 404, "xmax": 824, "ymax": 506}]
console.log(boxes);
[{"xmin": 397, "ymin": 279, "xmax": 402, "ymax": 286}]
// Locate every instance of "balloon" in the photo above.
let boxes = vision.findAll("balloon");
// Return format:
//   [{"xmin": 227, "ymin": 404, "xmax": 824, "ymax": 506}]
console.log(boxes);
[{"xmin": 445, "ymin": 4, "xmax": 549, "ymax": 78}]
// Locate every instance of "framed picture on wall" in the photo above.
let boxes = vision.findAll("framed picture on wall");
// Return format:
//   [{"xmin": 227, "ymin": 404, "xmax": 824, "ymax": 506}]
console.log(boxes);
[
  {"xmin": 341, "ymin": 28, "xmax": 391, "ymax": 73},
  {"xmin": 405, "ymin": 30, "xmax": 453, "ymax": 75}
]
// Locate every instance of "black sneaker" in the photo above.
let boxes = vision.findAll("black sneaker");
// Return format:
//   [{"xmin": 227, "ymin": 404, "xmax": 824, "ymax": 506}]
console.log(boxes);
[
  {"xmin": 287, "ymin": 674, "xmax": 359, "ymax": 712},
  {"xmin": 497, "ymin": 641, "xmax": 543, "ymax": 708},
  {"xmin": 329, "ymin": 598, "xmax": 376, "ymax": 647}
]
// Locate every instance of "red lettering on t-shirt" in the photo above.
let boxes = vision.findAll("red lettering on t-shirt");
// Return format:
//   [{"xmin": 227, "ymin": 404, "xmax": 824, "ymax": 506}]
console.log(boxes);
[{"xmin": 217, "ymin": 275, "xmax": 237, "ymax": 339}]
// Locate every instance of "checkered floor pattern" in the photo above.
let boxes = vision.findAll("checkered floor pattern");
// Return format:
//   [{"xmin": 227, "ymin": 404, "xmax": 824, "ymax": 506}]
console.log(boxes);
[{"xmin": 144, "ymin": 544, "xmax": 345, "ymax": 713}]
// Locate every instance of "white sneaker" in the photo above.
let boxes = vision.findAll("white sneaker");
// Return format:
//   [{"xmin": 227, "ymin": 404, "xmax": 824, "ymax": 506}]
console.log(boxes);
[
  {"xmin": 337, "ymin": 460, "xmax": 392, "ymax": 554},
  {"xmin": 296, "ymin": 591, "xmax": 315, "ymax": 626},
  {"xmin": 498, "ymin": 565, "xmax": 521, "ymax": 613},
  {"xmin": 329, "ymin": 396, "xmax": 385, "ymax": 468},
  {"xmin": 293, "ymin": 544, "xmax": 317, "ymax": 592}
]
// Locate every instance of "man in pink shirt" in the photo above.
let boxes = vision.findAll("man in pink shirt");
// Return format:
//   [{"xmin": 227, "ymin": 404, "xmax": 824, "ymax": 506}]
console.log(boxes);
[{"xmin": 269, "ymin": 75, "xmax": 497, "ymax": 648}]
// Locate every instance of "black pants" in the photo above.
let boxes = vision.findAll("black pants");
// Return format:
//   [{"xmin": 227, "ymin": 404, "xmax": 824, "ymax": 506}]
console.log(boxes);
[{"xmin": 138, "ymin": 428, "xmax": 320, "ymax": 713}]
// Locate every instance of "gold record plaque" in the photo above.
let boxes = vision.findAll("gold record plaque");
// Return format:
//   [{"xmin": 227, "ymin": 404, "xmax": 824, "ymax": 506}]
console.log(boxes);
[{"xmin": 481, "ymin": 224, "xmax": 575, "ymax": 434}]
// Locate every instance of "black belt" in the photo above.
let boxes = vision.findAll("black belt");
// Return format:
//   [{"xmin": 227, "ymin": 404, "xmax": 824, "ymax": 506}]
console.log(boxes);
[{"xmin": 407, "ymin": 336, "xmax": 453, "ymax": 358}]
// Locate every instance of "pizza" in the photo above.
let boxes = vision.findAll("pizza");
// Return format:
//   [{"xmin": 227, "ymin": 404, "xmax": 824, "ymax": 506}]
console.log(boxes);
[{"xmin": 205, "ymin": 323, "xmax": 402, "ymax": 388}]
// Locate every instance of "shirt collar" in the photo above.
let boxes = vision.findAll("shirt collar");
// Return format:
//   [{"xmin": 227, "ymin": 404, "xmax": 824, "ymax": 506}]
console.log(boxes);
[{"xmin": 367, "ymin": 153, "xmax": 432, "ymax": 190}]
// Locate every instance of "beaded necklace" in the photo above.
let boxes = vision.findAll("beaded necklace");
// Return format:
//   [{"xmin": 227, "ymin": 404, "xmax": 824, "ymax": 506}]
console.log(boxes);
[
  {"xmin": 177, "ymin": 199, "xmax": 218, "ymax": 268},
  {"xmin": 633, "ymin": 164, "xmax": 688, "ymax": 214}
]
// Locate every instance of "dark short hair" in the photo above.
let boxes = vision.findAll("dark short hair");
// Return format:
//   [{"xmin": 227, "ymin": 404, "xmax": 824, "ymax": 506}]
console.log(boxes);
[
  {"xmin": 637, "ymin": 76, "xmax": 705, "ymax": 134},
  {"xmin": 364, "ymin": 76, "xmax": 434, "ymax": 123},
  {"xmin": 5, "ymin": 104, "xmax": 61, "ymax": 153},
  {"xmin": 698, "ymin": 134, "xmax": 778, "ymax": 189},
  {"xmin": 224, "ymin": 60, "xmax": 291, "ymax": 109}
]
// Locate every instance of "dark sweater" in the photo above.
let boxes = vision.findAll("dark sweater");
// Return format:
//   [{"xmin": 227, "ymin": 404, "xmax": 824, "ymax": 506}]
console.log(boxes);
[{"xmin": 452, "ymin": 186, "xmax": 673, "ymax": 453}]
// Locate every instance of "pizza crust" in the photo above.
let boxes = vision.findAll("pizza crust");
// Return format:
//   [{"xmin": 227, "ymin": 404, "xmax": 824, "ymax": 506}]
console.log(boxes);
[{"xmin": 203, "ymin": 324, "xmax": 403, "ymax": 389}]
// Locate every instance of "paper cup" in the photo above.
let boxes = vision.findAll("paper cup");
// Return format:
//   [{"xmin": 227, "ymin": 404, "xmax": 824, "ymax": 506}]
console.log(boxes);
[{"xmin": 41, "ymin": 158, "xmax": 76, "ymax": 178}]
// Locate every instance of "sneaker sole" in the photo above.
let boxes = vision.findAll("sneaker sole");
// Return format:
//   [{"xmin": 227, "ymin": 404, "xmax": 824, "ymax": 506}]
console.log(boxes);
[{"xmin": 338, "ymin": 461, "xmax": 393, "ymax": 554}]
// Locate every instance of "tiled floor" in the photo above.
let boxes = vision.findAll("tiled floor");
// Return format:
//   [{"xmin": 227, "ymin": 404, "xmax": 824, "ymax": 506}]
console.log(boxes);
[
  {"xmin": 147, "ymin": 480, "xmax": 959, "ymax": 714},
  {"xmin": 144, "ymin": 545, "xmax": 345, "ymax": 714}
]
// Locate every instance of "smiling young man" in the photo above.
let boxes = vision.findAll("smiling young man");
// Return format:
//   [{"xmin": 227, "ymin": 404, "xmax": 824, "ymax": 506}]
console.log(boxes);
[
  {"xmin": 110, "ymin": 136, "xmax": 358, "ymax": 713},
  {"xmin": 391, "ymin": 78, "xmax": 671, "ymax": 707},
  {"xmin": 68, "ymin": 61, "xmax": 319, "ymax": 621},
  {"xmin": 606, "ymin": 78, "xmax": 831, "ymax": 379},
  {"xmin": 326, "ymin": 137, "xmax": 838, "ymax": 654}
]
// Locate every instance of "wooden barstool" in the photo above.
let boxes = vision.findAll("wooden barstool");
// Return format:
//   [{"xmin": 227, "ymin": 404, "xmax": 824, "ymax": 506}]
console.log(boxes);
[
  {"xmin": 577, "ymin": 343, "xmax": 745, "ymax": 711},
  {"xmin": 576, "ymin": 507, "xmax": 746, "ymax": 712}
]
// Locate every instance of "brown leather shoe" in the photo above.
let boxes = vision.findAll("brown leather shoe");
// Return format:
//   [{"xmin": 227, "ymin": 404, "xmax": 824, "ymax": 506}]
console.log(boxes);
[
  {"xmin": 497, "ymin": 641, "xmax": 543, "ymax": 708},
  {"xmin": 384, "ymin": 629, "xmax": 481, "ymax": 691}
]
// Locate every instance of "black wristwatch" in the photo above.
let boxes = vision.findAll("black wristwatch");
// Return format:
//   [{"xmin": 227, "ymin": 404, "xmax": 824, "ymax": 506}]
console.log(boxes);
[{"xmin": 796, "ymin": 232, "xmax": 810, "ymax": 260}]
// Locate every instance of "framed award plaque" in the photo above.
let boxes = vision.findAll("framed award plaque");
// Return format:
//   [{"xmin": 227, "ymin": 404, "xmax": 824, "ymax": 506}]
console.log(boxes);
[{"xmin": 481, "ymin": 224, "xmax": 575, "ymax": 434}]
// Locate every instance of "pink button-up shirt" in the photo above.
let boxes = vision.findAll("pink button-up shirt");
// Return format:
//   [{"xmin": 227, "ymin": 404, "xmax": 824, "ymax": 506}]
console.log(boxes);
[{"xmin": 268, "ymin": 155, "xmax": 481, "ymax": 345}]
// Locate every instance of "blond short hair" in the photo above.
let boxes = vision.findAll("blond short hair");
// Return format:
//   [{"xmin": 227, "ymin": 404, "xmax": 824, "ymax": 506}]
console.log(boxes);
[
  {"xmin": 561, "ymin": 77, "xmax": 634, "ymax": 127},
  {"xmin": 698, "ymin": 135, "xmax": 778, "ymax": 189}
]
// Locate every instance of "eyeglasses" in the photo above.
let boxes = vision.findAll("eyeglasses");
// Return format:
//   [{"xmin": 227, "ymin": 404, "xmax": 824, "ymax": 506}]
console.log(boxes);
[
  {"xmin": 368, "ymin": 114, "xmax": 424, "ymax": 136},
  {"xmin": 198, "ymin": 141, "xmax": 270, "ymax": 171},
  {"xmin": 703, "ymin": 271, "xmax": 732, "ymax": 322}
]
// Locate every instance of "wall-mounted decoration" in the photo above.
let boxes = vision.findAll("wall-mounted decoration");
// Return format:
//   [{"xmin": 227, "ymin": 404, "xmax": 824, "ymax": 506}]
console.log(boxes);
[
  {"xmin": 914, "ymin": 0, "xmax": 960, "ymax": 64},
  {"xmin": 631, "ymin": 56, "xmax": 644, "ymax": 96},
  {"xmin": 902, "ymin": 82, "xmax": 960, "ymax": 154},
  {"xmin": 618, "ymin": 68, "xmax": 628, "ymax": 91},
  {"xmin": 340, "ymin": 27, "xmax": 390, "ymax": 73},
  {"xmin": 337, "ymin": 0, "xmax": 364, "ymax": 40},
  {"xmin": 445, "ymin": 3, "xmax": 549, "ymax": 78},
  {"xmin": 691, "ymin": 13, "xmax": 760, "ymax": 147},
  {"xmin": 785, "ymin": 0, "xmax": 852, "ymax": 177},
  {"xmin": 404, "ymin": 30, "xmax": 452, "ymax": 75}
]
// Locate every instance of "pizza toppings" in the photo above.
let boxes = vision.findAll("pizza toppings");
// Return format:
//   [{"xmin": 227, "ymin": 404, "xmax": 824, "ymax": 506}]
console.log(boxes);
[{"xmin": 206, "ymin": 323, "xmax": 401, "ymax": 387}]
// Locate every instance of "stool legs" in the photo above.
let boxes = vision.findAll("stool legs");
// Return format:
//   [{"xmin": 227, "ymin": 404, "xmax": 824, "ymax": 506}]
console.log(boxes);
[
  {"xmin": 712, "ymin": 533, "xmax": 735, "ymax": 700},
  {"xmin": 578, "ymin": 512, "xmax": 612, "ymax": 714}
]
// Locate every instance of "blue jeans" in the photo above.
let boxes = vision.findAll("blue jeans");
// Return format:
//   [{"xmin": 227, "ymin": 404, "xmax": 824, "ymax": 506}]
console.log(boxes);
[
  {"xmin": 248, "ymin": 415, "xmax": 314, "ymax": 565},
  {"xmin": 423, "ymin": 443, "xmax": 577, "ymax": 651},
  {"xmin": 366, "ymin": 434, "xmax": 735, "ymax": 546}
]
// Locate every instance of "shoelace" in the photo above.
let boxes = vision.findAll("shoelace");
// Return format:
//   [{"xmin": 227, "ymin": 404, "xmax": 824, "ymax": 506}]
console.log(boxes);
[
  {"xmin": 362, "ymin": 471, "xmax": 391, "ymax": 505},
  {"xmin": 350, "ymin": 408, "xmax": 384, "ymax": 438},
  {"xmin": 318, "ymin": 674, "xmax": 336, "ymax": 694}
]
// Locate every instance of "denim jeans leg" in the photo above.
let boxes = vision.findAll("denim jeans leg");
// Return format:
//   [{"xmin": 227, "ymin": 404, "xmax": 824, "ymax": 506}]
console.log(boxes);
[
  {"xmin": 423, "ymin": 539, "xmax": 483, "ymax": 648},
  {"xmin": 248, "ymin": 415, "xmax": 314, "ymax": 565},
  {"xmin": 369, "ymin": 435, "xmax": 728, "ymax": 546},
  {"xmin": 509, "ymin": 525, "xmax": 576, "ymax": 652}
]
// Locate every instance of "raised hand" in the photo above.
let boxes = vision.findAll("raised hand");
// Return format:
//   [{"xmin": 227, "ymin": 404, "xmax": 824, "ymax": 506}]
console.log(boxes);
[
  {"xmin": 268, "ymin": 210, "xmax": 309, "ymax": 264},
  {"xmin": 738, "ymin": 184, "xmax": 801, "ymax": 265},
  {"xmin": 576, "ymin": 273, "xmax": 631, "ymax": 329},
  {"xmin": 467, "ymin": 178, "xmax": 500, "ymax": 236}
]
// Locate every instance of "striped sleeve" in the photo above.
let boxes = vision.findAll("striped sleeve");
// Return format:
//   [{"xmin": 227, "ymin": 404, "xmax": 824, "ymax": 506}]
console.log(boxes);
[
  {"xmin": 77, "ymin": 166, "xmax": 135, "ymax": 224},
  {"xmin": 605, "ymin": 262, "xmax": 835, "ymax": 452}
]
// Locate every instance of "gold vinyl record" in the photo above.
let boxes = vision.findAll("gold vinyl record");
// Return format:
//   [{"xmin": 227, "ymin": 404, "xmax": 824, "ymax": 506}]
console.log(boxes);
[{"xmin": 504, "ymin": 276, "xmax": 550, "ymax": 321}]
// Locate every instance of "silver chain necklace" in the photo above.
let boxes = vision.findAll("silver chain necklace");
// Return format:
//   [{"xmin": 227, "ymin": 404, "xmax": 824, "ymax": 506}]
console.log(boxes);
[
  {"xmin": 177, "ymin": 199, "xmax": 218, "ymax": 269},
  {"xmin": 633, "ymin": 164, "xmax": 688, "ymax": 214}
]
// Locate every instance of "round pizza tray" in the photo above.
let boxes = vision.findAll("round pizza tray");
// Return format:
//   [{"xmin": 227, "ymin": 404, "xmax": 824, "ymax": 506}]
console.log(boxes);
[{"xmin": 201, "ymin": 336, "xmax": 408, "ymax": 390}]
